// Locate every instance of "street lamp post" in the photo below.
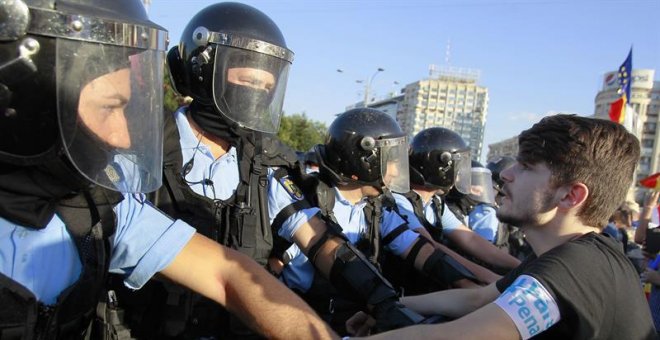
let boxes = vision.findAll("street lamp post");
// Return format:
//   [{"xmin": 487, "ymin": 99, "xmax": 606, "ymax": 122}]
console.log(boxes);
[
  {"xmin": 363, "ymin": 67, "xmax": 384, "ymax": 107},
  {"xmin": 337, "ymin": 67, "xmax": 385, "ymax": 108}
]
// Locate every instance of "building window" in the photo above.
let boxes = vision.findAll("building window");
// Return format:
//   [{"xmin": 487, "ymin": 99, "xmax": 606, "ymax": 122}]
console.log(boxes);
[{"xmin": 644, "ymin": 122, "xmax": 657, "ymax": 134}]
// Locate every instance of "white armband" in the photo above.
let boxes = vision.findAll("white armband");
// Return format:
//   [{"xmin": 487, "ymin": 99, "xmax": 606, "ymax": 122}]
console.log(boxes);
[{"xmin": 494, "ymin": 274, "xmax": 560, "ymax": 339}]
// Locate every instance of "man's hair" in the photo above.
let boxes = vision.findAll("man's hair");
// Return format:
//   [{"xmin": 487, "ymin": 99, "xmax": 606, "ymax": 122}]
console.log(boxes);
[{"xmin": 518, "ymin": 114, "xmax": 640, "ymax": 229}]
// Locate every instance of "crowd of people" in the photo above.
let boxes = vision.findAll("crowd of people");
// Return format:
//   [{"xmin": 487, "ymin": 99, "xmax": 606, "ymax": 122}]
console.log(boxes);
[{"xmin": 0, "ymin": 1, "xmax": 657, "ymax": 339}]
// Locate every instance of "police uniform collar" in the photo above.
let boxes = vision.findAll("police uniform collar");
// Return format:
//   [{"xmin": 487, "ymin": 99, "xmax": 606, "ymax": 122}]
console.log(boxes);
[{"xmin": 334, "ymin": 187, "xmax": 368, "ymax": 208}]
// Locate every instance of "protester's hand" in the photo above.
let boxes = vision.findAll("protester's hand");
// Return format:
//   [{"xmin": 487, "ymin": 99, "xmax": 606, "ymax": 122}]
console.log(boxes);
[
  {"xmin": 641, "ymin": 268, "xmax": 660, "ymax": 284},
  {"xmin": 643, "ymin": 192, "xmax": 660, "ymax": 214},
  {"xmin": 346, "ymin": 311, "xmax": 376, "ymax": 336}
]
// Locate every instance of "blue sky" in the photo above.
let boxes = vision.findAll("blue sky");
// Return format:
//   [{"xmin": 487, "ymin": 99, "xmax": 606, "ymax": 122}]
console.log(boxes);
[{"xmin": 148, "ymin": 0, "xmax": 660, "ymax": 160}]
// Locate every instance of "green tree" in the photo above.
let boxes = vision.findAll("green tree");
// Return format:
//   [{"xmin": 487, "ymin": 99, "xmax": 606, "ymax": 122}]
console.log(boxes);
[
  {"xmin": 277, "ymin": 113, "xmax": 327, "ymax": 151},
  {"xmin": 163, "ymin": 68, "xmax": 186, "ymax": 115}
]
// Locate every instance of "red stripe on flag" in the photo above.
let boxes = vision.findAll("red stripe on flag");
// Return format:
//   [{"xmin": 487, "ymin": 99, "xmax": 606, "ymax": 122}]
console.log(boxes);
[
  {"xmin": 640, "ymin": 173, "xmax": 660, "ymax": 190},
  {"xmin": 609, "ymin": 97, "xmax": 626, "ymax": 123}
]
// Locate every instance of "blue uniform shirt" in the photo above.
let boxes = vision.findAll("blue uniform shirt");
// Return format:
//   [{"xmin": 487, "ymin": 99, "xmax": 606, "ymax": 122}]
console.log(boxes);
[
  {"xmin": 175, "ymin": 108, "xmax": 239, "ymax": 200},
  {"xmin": 173, "ymin": 107, "xmax": 319, "ymax": 243},
  {"xmin": 281, "ymin": 189, "xmax": 421, "ymax": 293},
  {"xmin": 393, "ymin": 192, "xmax": 464, "ymax": 234},
  {"xmin": 0, "ymin": 193, "xmax": 196, "ymax": 305},
  {"xmin": 468, "ymin": 203, "xmax": 499, "ymax": 243}
]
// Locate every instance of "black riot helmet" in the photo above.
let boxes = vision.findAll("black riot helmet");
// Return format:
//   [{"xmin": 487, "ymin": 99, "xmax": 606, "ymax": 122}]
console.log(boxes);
[
  {"xmin": 0, "ymin": 0, "xmax": 168, "ymax": 193},
  {"xmin": 409, "ymin": 127, "xmax": 471, "ymax": 194},
  {"xmin": 487, "ymin": 156, "xmax": 516, "ymax": 193},
  {"xmin": 317, "ymin": 108, "xmax": 410, "ymax": 193},
  {"xmin": 168, "ymin": 2, "xmax": 294, "ymax": 134}
]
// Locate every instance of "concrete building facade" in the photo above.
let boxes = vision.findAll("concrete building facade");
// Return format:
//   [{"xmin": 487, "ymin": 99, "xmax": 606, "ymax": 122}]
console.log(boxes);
[
  {"xmin": 594, "ymin": 69, "xmax": 660, "ymax": 198},
  {"xmin": 486, "ymin": 136, "xmax": 519, "ymax": 163},
  {"xmin": 395, "ymin": 66, "xmax": 489, "ymax": 161}
]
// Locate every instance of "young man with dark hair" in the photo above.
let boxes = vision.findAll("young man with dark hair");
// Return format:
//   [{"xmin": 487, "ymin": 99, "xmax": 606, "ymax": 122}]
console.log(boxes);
[{"xmin": 349, "ymin": 114, "xmax": 656, "ymax": 339}]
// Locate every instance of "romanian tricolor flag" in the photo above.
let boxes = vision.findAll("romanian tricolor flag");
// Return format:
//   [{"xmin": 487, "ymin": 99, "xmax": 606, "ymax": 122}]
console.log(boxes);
[
  {"xmin": 640, "ymin": 172, "xmax": 660, "ymax": 191},
  {"xmin": 608, "ymin": 48, "xmax": 633, "ymax": 125}
]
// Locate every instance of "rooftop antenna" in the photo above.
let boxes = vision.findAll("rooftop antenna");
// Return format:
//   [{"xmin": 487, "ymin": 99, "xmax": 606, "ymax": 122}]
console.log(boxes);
[{"xmin": 445, "ymin": 38, "xmax": 451, "ymax": 66}]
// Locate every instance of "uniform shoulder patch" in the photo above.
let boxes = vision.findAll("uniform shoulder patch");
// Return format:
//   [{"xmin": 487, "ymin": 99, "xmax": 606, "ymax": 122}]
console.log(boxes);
[{"xmin": 279, "ymin": 175, "xmax": 304, "ymax": 200}]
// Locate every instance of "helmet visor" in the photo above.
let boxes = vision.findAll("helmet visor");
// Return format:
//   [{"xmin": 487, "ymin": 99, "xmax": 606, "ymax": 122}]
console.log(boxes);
[
  {"xmin": 469, "ymin": 168, "xmax": 496, "ymax": 205},
  {"xmin": 212, "ymin": 46, "xmax": 291, "ymax": 133},
  {"xmin": 57, "ymin": 39, "xmax": 164, "ymax": 193},
  {"xmin": 453, "ymin": 151, "xmax": 472, "ymax": 194},
  {"xmin": 379, "ymin": 136, "xmax": 410, "ymax": 193}
]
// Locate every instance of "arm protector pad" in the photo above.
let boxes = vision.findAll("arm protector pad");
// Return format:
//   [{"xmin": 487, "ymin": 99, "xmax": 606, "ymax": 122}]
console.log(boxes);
[
  {"xmin": 305, "ymin": 212, "xmax": 347, "ymax": 263},
  {"xmin": 421, "ymin": 248, "xmax": 478, "ymax": 284},
  {"xmin": 327, "ymin": 242, "xmax": 424, "ymax": 332}
]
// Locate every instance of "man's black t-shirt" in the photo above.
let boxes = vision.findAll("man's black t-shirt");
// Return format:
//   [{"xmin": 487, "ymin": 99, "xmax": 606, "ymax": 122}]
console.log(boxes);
[{"xmin": 495, "ymin": 232, "xmax": 656, "ymax": 339}]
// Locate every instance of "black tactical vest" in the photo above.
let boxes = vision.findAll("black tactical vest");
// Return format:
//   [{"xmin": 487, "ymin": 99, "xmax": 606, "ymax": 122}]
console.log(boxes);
[
  {"xmin": 154, "ymin": 110, "xmax": 300, "ymax": 264},
  {"xmin": 107, "ymin": 111, "xmax": 301, "ymax": 339},
  {"xmin": 400, "ymin": 191, "xmax": 444, "ymax": 242},
  {"xmin": 0, "ymin": 189, "xmax": 121, "ymax": 340}
]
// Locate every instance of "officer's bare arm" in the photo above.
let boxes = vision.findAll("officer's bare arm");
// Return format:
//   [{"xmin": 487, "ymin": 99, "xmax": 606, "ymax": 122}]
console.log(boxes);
[
  {"xmin": 159, "ymin": 233, "xmax": 338, "ymax": 340},
  {"xmin": 291, "ymin": 215, "xmax": 344, "ymax": 275},
  {"xmin": 447, "ymin": 225, "xmax": 521, "ymax": 269}
]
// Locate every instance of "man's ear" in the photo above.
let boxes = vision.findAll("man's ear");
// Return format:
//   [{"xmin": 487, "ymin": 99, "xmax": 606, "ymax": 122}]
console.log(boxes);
[{"xmin": 558, "ymin": 182, "xmax": 589, "ymax": 210}]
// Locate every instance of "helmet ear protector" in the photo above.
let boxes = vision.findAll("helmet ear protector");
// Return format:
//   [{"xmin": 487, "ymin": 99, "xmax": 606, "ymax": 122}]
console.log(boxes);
[
  {"xmin": 439, "ymin": 151, "xmax": 453, "ymax": 172},
  {"xmin": 361, "ymin": 136, "xmax": 376, "ymax": 150},
  {"xmin": 360, "ymin": 136, "xmax": 378, "ymax": 169},
  {"xmin": 0, "ymin": 0, "xmax": 38, "ymax": 112}
]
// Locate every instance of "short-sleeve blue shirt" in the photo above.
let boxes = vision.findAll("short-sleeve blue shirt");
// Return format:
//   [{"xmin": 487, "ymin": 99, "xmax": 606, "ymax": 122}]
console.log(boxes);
[
  {"xmin": 281, "ymin": 189, "xmax": 421, "ymax": 293},
  {"xmin": 0, "ymin": 193, "xmax": 196, "ymax": 305},
  {"xmin": 392, "ymin": 192, "xmax": 464, "ymax": 234},
  {"xmin": 468, "ymin": 203, "xmax": 499, "ymax": 243},
  {"xmin": 173, "ymin": 107, "xmax": 319, "ymax": 242}
]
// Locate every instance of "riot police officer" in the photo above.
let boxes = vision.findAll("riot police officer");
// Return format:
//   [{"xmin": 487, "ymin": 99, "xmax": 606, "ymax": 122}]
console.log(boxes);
[
  {"xmin": 110, "ymin": 3, "xmax": 419, "ymax": 338},
  {"xmin": 0, "ymin": 1, "xmax": 335, "ymax": 339},
  {"xmin": 444, "ymin": 161, "xmax": 499, "ymax": 244},
  {"xmin": 279, "ymin": 108, "xmax": 480, "ymax": 334},
  {"xmin": 396, "ymin": 127, "xmax": 520, "ymax": 272}
]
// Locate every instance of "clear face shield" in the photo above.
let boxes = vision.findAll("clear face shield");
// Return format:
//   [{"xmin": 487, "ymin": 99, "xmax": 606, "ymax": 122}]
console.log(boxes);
[
  {"xmin": 211, "ymin": 36, "xmax": 293, "ymax": 133},
  {"xmin": 452, "ymin": 151, "xmax": 472, "ymax": 194},
  {"xmin": 469, "ymin": 167, "xmax": 496, "ymax": 205},
  {"xmin": 52, "ymin": 13, "xmax": 167, "ymax": 193},
  {"xmin": 379, "ymin": 136, "xmax": 410, "ymax": 194}
]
